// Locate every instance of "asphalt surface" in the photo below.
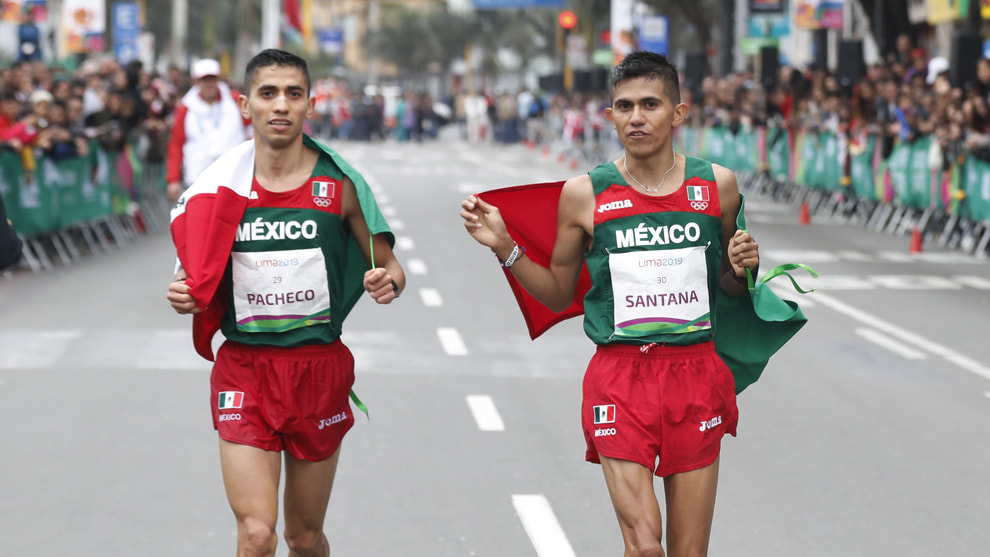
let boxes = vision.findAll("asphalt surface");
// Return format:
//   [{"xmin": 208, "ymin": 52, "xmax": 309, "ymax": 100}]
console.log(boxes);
[{"xmin": 1, "ymin": 135, "xmax": 989, "ymax": 556}]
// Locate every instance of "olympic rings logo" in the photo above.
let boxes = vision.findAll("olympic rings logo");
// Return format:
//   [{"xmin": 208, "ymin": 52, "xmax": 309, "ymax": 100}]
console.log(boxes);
[
  {"xmin": 690, "ymin": 201, "xmax": 708, "ymax": 212},
  {"xmin": 313, "ymin": 197, "xmax": 332, "ymax": 208}
]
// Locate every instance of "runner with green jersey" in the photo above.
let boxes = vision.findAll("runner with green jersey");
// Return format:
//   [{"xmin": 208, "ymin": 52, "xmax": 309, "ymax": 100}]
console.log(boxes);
[
  {"xmin": 583, "ymin": 155, "xmax": 724, "ymax": 346},
  {"xmin": 223, "ymin": 154, "xmax": 357, "ymax": 346}
]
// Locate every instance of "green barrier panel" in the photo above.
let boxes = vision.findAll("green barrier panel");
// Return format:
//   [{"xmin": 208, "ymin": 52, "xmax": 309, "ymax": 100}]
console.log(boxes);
[
  {"xmin": 885, "ymin": 142, "xmax": 911, "ymax": 204},
  {"xmin": 849, "ymin": 135, "xmax": 877, "ymax": 200},
  {"xmin": 909, "ymin": 136, "xmax": 934, "ymax": 209},
  {"xmin": 733, "ymin": 129, "xmax": 757, "ymax": 172},
  {"xmin": 794, "ymin": 131, "xmax": 815, "ymax": 187},
  {"xmin": 962, "ymin": 156, "xmax": 990, "ymax": 221},
  {"xmin": 767, "ymin": 128, "xmax": 790, "ymax": 181},
  {"xmin": 702, "ymin": 127, "xmax": 730, "ymax": 167},
  {"xmin": 0, "ymin": 150, "xmax": 29, "ymax": 233}
]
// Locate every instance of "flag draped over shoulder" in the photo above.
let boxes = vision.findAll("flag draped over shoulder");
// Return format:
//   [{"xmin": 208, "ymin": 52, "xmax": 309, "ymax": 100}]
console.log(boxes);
[
  {"xmin": 477, "ymin": 183, "xmax": 813, "ymax": 394},
  {"xmin": 170, "ymin": 135, "xmax": 393, "ymax": 361},
  {"xmin": 477, "ymin": 182, "xmax": 591, "ymax": 339}
]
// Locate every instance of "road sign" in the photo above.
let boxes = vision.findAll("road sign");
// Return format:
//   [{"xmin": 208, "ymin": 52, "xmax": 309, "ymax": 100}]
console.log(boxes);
[{"xmin": 112, "ymin": 2, "xmax": 140, "ymax": 64}]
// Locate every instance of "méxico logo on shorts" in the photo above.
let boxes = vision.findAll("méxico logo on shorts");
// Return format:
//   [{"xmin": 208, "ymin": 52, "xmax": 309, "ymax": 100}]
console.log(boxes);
[
  {"xmin": 593, "ymin": 404, "xmax": 616, "ymax": 424},
  {"xmin": 218, "ymin": 391, "xmax": 244, "ymax": 410}
]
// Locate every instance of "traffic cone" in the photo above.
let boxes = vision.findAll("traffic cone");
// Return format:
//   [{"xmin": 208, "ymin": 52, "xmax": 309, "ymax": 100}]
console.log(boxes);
[
  {"xmin": 557, "ymin": 153, "xmax": 566, "ymax": 164},
  {"xmin": 909, "ymin": 226, "xmax": 923, "ymax": 254},
  {"xmin": 570, "ymin": 156, "xmax": 579, "ymax": 170},
  {"xmin": 799, "ymin": 202, "xmax": 811, "ymax": 225},
  {"xmin": 542, "ymin": 145, "xmax": 550, "ymax": 157}
]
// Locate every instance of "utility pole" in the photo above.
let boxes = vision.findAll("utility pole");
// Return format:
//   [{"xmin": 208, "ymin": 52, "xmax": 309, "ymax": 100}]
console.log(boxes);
[
  {"xmin": 171, "ymin": 0, "xmax": 187, "ymax": 68},
  {"xmin": 262, "ymin": 0, "xmax": 280, "ymax": 49}
]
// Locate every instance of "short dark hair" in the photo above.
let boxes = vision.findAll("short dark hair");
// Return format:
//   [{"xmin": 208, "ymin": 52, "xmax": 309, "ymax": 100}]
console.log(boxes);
[
  {"xmin": 610, "ymin": 51, "xmax": 680, "ymax": 105},
  {"xmin": 244, "ymin": 49, "xmax": 311, "ymax": 95}
]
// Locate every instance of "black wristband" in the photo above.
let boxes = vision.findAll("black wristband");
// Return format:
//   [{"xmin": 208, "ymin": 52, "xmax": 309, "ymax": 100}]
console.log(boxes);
[
  {"xmin": 391, "ymin": 279, "xmax": 400, "ymax": 297},
  {"xmin": 731, "ymin": 267, "xmax": 749, "ymax": 284}
]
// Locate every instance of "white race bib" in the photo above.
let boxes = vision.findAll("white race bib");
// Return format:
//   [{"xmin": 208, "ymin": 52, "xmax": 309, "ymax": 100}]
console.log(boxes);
[
  {"xmin": 231, "ymin": 248, "xmax": 332, "ymax": 333},
  {"xmin": 608, "ymin": 245, "xmax": 711, "ymax": 338}
]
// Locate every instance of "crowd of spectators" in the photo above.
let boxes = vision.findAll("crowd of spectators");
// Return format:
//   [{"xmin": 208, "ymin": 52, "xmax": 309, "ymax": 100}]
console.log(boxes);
[
  {"xmin": 0, "ymin": 56, "xmax": 183, "ymax": 177},
  {"xmin": 685, "ymin": 33, "xmax": 990, "ymax": 171}
]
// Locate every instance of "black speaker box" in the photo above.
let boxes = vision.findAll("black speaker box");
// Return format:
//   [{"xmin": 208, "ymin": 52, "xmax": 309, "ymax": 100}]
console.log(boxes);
[
  {"xmin": 837, "ymin": 40, "xmax": 864, "ymax": 87},
  {"xmin": 950, "ymin": 32, "xmax": 983, "ymax": 90},
  {"xmin": 573, "ymin": 68, "xmax": 609, "ymax": 93},
  {"xmin": 538, "ymin": 73, "xmax": 564, "ymax": 92},
  {"xmin": 682, "ymin": 51, "xmax": 706, "ymax": 98},
  {"xmin": 760, "ymin": 46, "xmax": 779, "ymax": 89}
]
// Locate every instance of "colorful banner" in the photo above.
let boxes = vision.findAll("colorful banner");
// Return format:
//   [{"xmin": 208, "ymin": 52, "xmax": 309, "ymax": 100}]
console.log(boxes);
[
  {"xmin": 750, "ymin": 0, "xmax": 787, "ymax": 13},
  {"xmin": 749, "ymin": 14, "xmax": 790, "ymax": 38},
  {"xmin": 62, "ymin": 0, "xmax": 105, "ymax": 54},
  {"xmin": 795, "ymin": 0, "xmax": 844, "ymax": 30},
  {"xmin": 611, "ymin": 0, "xmax": 637, "ymax": 66},
  {"xmin": 982, "ymin": 0, "xmax": 990, "ymax": 18},
  {"xmin": 927, "ymin": 0, "xmax": 967, "ymax": 24}
]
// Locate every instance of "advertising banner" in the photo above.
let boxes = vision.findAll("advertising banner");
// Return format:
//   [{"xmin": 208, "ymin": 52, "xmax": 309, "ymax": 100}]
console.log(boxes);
[
  {"xmin": 795, "ymin": 0, "xmax": 843, "ymax": 29},
  {"xmin": 62, "ymin": 0, "xmax": 105, "ymax": 53}
]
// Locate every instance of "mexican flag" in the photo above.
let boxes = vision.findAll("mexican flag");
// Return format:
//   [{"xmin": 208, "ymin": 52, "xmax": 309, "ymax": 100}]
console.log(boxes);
[
  {"xmin": 218, "ymin": 391, "xmax": 244, "ymax": 409},
  {"xmin": 686, "ymin": 185, "xmax": 709, "ymax": 201}
]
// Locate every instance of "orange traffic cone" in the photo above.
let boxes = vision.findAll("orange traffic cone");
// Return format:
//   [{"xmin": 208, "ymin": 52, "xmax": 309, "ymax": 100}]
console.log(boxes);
[
  {"xmin": 799, "ymin": 202, "xmax": 811, "ymax": 225},
  {"xmin": 570, "ymin": 156, "xmax": 580, "ymax": 170},
  {"xmin": 909, "ymin": 226, "xmax": 923, "ymax": 253},
  {"xmin": 557, "ymin": 153, "xmax": 566, "ymax": 164},
  {"xmin": 542, "ymin": 145, "xmax": 550, "ymax": 157}
]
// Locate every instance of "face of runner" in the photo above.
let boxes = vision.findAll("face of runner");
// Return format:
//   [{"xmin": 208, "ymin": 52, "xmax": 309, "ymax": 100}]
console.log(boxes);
[
  {"xmin": 241, "ymin": 65, "xmax": 314, "ymax": 150},
  {"xmin": 605, "ymin": 76, "xmax": 686, "ymax": 160}
]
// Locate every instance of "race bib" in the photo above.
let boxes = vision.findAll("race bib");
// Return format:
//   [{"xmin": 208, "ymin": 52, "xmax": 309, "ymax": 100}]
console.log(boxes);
[
  {"xmin": 608, "ymin": 245, "xmax": 711, "ymax": 338},
  {"xmin": 231, "ymin": 248, "xmax": 332, "ymax": 333}
]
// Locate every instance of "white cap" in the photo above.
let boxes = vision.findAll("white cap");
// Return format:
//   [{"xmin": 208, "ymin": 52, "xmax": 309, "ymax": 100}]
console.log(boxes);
[
  {"xmin": 29, "ymin": 89, "xmax": 54, "ymax": 106},
  {"xmin": 927, "ymin": 56, "xmax": 950, "ymax": 85},
  {"xmin": 191, "ymin": 58, "xmax": 221, "ymax": 80}
]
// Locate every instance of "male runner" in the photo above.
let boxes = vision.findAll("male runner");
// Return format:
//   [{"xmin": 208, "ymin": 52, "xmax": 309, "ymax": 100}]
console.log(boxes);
[
  {"xmin": 167, "ymin": 49, "xmax": 404, "ymax": 557},
  {"xmin": 460, "ymin": 51, "xmax": 759, "ymax": 556}
]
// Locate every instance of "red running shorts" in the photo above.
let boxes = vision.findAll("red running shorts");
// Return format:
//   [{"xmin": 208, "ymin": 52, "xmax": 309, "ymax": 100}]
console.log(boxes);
[
  {"xmin": 582, "ymin": 341, "xmax": 738, "ymax": 477},
  {"xmin": 211, "ymin": 340, "xmax": 356, "ymax": 462}
]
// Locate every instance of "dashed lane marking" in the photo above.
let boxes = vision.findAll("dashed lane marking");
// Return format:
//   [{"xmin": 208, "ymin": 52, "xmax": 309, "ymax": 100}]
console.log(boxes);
[
  {"xmin": 396, "ymin": 237, "xmax": 415, "ymax": 251},
  {"xmin": 854, "ymin": 327, "xmax": 927, "ymax": 360},
  {"xmin": 437, "ymin": 327, "xmax": 468, "ymax": 356},
  {"xmin": 419, "ymin": 288, "xmax": 444, "ymax": 307},
  {"xmin": 407, "ymin": 259, "xmax": 428, "ymax": 275},
  {"xmin": 512, "ymin": 495, "xmax": 577, "ymax": 557},
  {"xmin": 813, "ymin": 291, "xmax": 990, "ymax": 381},
  {"xmin": 0, "ymin": 330, "xmax": 81, "ymax": 370},
  {"xmin": 466, "ymin": 395, "xmax": 505, "ymax": 431},
  {"xmin": 389, "ymin": 219, "xmax": 405, "ymax": 231}
]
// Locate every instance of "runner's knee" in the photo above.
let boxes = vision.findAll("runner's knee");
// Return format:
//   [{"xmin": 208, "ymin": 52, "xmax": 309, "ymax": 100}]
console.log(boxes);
[
  {"xmin": 238, "ymin": 516, "xmax": 278, "ymax": 556},
  {"xmin": 625, "ymin": 534, "xmax": 664, "ymax": 557},
  {"xmin": 284, "ymin": 527, "xmax": 326, "ymax": 557}
]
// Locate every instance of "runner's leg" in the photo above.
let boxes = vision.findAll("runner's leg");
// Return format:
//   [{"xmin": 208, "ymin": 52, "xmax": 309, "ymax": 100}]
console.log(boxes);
[
  {"xmin": 662, "ymin": 457, "xmax": 720, "ymax": 557},
  {"xmin": 219, "ymin": 439, "xmax": 282, "ymax": 557},
  {"xmin": 282, "ymin": 447, "xmax": 342, "ymax": 557},
  {"xmin": 601, "ymin": 455, "xmax": 665, "ymax": 557}
]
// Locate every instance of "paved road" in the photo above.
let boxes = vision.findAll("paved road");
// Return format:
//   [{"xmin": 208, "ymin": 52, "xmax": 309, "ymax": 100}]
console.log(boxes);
[{"xmin": 1, "ymin": 137, "xmax": 989, "ymax": 556}]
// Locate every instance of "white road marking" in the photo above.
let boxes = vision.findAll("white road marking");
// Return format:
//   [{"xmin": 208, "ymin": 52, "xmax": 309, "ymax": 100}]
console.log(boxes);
[
  {"xmin": 466, "ymin": 395, "xmax": 505, "ymax": 431},
  {"xmin": 512, "ymin": 495, "xmax": 577, "ymax": 557},
  {"xmin": 854, "ymin": 327, "xmax": 927, "ymax": 360},
  {"xmin": 814, "ymin": 291, "xmax": 990, "ymax": 380},
  {"xmin": 437, "ymin": 327, "xmax": 468, "ymax": 356},
  {"xmin": 0, "ymin": 330, "xmax": 81, "ymax": 369},
  {"xmin": 867, "ymin": 275, "xmax": 962, "ymax": 290},
  {"xmin": 407, "ymin": 259, "xmax": 428, "ymax": 275},
  {"xmin": 389, "ymin": 219, "xmax": 405, "ymax": 231},
  {"xmin": 419, "ymin": 288, "xmax": 444, "ymax": 307},
  {"xmin": 396, "ymin": 237, "xmax": 415, "ymax": 251},
  {"xmin": 836, "ymin": 250, "xmax": 872, "ymax": 261},
  {"xmin": 954, "ymin": 275, "xmax": 990, "ymax": 290},
  {"xmin": 382, "ymin": 206, "xmax": 398, "ymax": 217}
]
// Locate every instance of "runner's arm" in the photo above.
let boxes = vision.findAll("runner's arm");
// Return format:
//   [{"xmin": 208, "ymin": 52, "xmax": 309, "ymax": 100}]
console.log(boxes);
[
  {"xmin": 461, "ymin": 176, "xmax": 591, "ymax": 313},
  {"xmin": 715, "ymin": 164, "xmax": 759, "ymax": 297},
  {"xmin": 342, "ymin": 177, "xmax": 405, "ymax": 304}
]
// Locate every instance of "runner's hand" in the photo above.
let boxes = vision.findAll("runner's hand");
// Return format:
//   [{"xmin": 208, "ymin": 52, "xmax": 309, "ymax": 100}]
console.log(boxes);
[
  {"xmin": 461, "ymin": 195, "xmax": 510, "ymax": 251},
  {"xmin": 364, "ymin": 267, "xmax": 398, "ymax": 304},
  {"xmin": 167, "ymin": 277, "xmax": 202, "ymax": 314},
  {"xmin": 728, "ymin": 229, "xmax": 759, "ymax": 279}
]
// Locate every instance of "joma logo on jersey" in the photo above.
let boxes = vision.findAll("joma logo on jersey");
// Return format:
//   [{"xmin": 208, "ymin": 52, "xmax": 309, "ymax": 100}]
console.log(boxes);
[
  {"xmin": 593, "ymin": 404, "xmax": 616, "ymax": 424},
  {"xmin": 699, "ymin": 416, "xmax": 722, "ymax": 432},
  {"xmin": 597, "ymin": 199, "xmax": 633, "ymax": 213}
]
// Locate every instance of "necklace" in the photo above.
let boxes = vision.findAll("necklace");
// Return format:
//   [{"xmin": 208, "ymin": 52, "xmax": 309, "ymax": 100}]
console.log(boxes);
[{"xmin": 623, "ymin": 150, "xmax": 677, "ymax": 193}]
